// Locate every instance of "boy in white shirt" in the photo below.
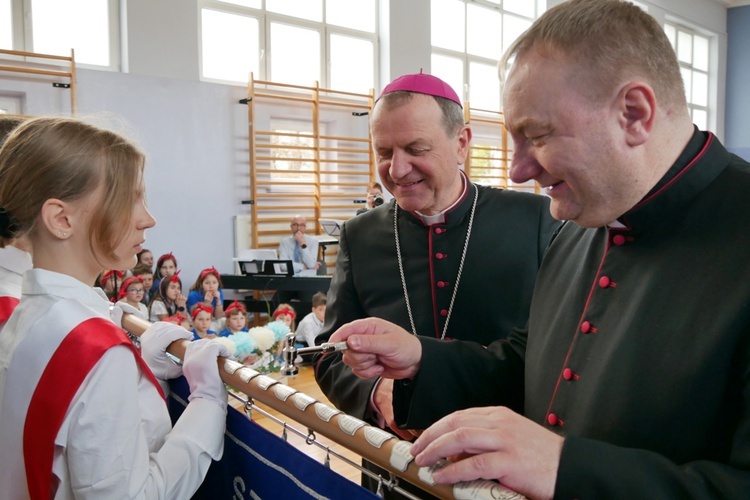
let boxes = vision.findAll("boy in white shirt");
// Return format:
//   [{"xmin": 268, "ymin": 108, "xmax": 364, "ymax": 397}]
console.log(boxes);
[{"xmin": 295, "ymin": 291, "xmax": 326, "ymax": 363}]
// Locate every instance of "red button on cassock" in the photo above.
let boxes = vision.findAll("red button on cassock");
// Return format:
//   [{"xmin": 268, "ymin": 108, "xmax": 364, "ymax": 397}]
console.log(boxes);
[
  {"xmin": 599, "ymin": 276, "xmax": 611, "ymax": 288},
  {"xmin": 436, "ymin": 253, "xmax": 445, "ymax": 259},
  {"xmin": 581, "ymin": 321, "xmax": 592, "ymax": 333},
  {"xmin": 440, "ymin": 309, "xmax": 448, "ymax": 317},
  {"xmin": 613, "ymin": 234, "xmax": 626, "ymax": 246},
  {"xmin": 563, "ymin": 368, "xmax": 575, "ymax": 381},
  {"xmin": 434, "ymin": 227, "xmax": 444, "ymax": 234},
  {"xmin": 547, "ymin": 413, "xmax": 559, "ymax": 426},
  {"xmin": 437, "ymin": 281, "xmax": 447, "ymax": 288}
]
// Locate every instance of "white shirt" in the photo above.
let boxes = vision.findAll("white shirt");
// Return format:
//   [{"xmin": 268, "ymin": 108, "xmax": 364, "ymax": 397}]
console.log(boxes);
[
  {"xmin": 149, "ymin": 300, "xmax": 169, "ymax": 322},
  {"xmin": 0, "ymin": 245, "xmax": 32, "ymax": 310},
  {"xmin": 278, "ymin": 234, "xmax": 319, "ymax": 274},
  {"xmin": 118, "ymin": 299, "xmax": 150, "ymax": 320},
  {"xmin": 0, "ymin": 269, "xmax": 225, "ymax": 499},
  {"xmin": 295, "ymin": 312, "xmax": 324, "ymax": 348}
]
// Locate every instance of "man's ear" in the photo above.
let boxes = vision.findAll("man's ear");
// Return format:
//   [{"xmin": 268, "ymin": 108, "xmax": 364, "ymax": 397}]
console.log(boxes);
[
  {"xmin": 39, "ymin": 198, "xmax": 73, "ymax": 239},
  {"xmin": 617, "ymin": 82, "xmax": 656, "ymax": 147},
  {"xmin": 456, "ymin": 124, "xmax": 473, "ymax": 164}
]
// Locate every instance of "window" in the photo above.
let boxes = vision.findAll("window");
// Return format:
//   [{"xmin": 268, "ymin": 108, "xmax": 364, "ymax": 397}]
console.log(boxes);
[
  {"xmin": 664, "ymin": 22, "xmax": 711, "ymax": 131},
  {"xmin": 269, "ymin": 118, "xmax": 316, "ymax": 184},
  {"xmin": 430, "ymin": 0, "xmax": 538, "ymax": 109},
  {"xmin": 201, "ymin": 9, "xmax": 259, "ymax": 83},
  {"xmin": 0, "ymin": 0, "xmax": 118, "ymax": 68},
  {"xmin": 199, "ymin": 0, "xmax": 378, "ymax": 92},
  {"xmin": 269, "ymin": 22, "xmax": 321, "ymax": 86}
]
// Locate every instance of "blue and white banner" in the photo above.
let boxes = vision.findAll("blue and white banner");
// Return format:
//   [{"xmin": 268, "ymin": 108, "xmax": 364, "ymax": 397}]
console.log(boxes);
[{"xmin": 168, "ymin": 377, "xmax": 379, "ymax": 500}]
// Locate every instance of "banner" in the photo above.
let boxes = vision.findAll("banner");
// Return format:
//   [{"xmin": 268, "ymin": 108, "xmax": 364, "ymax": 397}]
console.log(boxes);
[{"xmin": 168, "ymin": 377, "xmax": 379, "ymax": 500}]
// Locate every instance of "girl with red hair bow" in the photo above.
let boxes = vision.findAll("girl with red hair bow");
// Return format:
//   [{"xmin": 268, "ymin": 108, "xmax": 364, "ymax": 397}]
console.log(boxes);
[
  {"xmin": 219, "ymin": 300, "xmax": 248, "ymax": 337},
  {"xmin": 149, "ymin": 251, "xmax": 178, "ymax": 296},
  {"xmin": 99, "ymin": 269, "xmax": 124, "ymax": 300},
  {"xmin": 115, "ymin": 276, "xmax": 149, "ymax": 320},
  {"xmin": 272, "ymin": 303, "xmax": 296, "ymax": 331},
  {"xmin": 187, "ymin": 267, "xmax": 224, "ymax": 329},
  {"xmin": 190, "ymin": 304, "xmax": 217, "ymax": 340},
  {"xmin": 148, "ymin": 271, "xmax": 187, "ymax": 322}
]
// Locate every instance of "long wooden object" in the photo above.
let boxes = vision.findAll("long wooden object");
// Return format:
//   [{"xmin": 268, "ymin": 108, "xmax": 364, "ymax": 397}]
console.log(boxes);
[{"xmin": 122, "ymin": 315, "xmax": 523, "ymax": 500}]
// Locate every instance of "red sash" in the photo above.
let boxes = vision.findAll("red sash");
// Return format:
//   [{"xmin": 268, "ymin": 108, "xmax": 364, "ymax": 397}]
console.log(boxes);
[
  {"xmin": 22, "ymin": 317, "xmax": 164, "ymax": 499},
  {"xmin": 0, "ymin": 296, "xmax": 19, "ymax": 323}
]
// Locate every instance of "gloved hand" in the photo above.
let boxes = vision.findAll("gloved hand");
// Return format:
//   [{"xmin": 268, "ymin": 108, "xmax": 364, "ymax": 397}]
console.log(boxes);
[
  {"xmin": 141, "ymin": 321, "xmax": 192, "ymax": 381},
  {"xmin": 183, "ymin": 339, "xmax": 231, "ymax": 411},
  {"xmin": 109, "ymin": 302, "xmax": 142, "ymax": 330}
]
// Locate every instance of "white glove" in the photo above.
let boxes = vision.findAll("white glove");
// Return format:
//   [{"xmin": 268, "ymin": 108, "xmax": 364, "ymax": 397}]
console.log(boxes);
[
  {"xmin": 141, "ymin": 321, "xmax": 192, "ymax": 381},
  {"xmin": 183, "ymin": 339, "xmax": 231, "ymax": 411},
  {"xmin": 109, "ymin": 302, "xmax": 141, "ymax": 330}
]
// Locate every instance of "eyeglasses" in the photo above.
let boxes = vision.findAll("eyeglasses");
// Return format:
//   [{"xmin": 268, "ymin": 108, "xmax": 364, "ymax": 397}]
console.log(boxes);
[
  {"xmin": 291, "ymin": 223, "xmax": 307, "ymax": 228},
  {"xmin": 127, "ymin": 288, "xmax": 145, "ymax": 294}
]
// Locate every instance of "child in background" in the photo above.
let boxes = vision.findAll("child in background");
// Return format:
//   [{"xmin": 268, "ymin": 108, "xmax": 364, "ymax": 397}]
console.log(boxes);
[
  {"xmin": 136, "ymin": 248, "xmax": 154, "ymax": 270},
  {"xmin": 219, "ymin": 300, "xmax": 248, "ymax": 337},
  {"xmin": 187, "ymin": 267, "xmax": 225, "ymax": 329},
  {"xmin": 270, "ymin": 303, "xmax": 296, "ymax": 364},
  {"xmin": 148, "ymin": 272, "xmax": 187, "ymax": 322},
  {"xmin": 116, "ymin": 276, "xmax": 149, "ymax": 320},
  {"xmin": 272, "ymin": 303, "xmax": 296, "ymax": 331},
  {"xmin": 295, "ymin": 291, "xmax": 327, "ymax": 350},
  {"xmin": 0, "ymin": 116, "xmax": 227, "ymax": 498},
  {"xmin": 190, "ymin": 304, "xmax": 217, "ymax": 340},
  {"xmin": 0, "ymin": 234, "xmax": 31, "ymax": 329},
  {"xmin": 131, "ymin": 263, "xmax": 154, "ymax": 304},
  {"xmin": 0, "ymin": 115, "xmax": 30, "ymax": 329},
  {"xmin": 151, "ymin": 252, "xmax": 178, "ymax": 296},
  {"xmin": 100, "ymin": 269, "xmax": 124, "ymax": 300}
]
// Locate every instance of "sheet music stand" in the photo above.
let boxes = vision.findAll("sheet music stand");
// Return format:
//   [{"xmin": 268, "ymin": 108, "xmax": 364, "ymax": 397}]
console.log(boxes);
[{"xmin": 318, "ymin": 219, "xmax": 345, "ymax": 238}]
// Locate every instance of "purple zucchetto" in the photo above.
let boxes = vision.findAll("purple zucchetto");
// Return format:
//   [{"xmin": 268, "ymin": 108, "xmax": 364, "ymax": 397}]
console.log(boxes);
[{"xmin": 379, "ymin": 70, "xmax": 462, "ymax": 108}]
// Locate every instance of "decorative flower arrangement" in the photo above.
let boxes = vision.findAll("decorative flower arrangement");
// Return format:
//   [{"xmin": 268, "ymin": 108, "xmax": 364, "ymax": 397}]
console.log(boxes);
[{"xmin": 225, "ymin": 320, "xmax": 291, "ymax": 373}]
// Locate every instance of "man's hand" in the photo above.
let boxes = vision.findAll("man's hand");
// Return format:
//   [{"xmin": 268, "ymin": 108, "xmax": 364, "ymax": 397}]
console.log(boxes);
[
  {"xmin": 294, "ymin": 230, "xmax": 306, "ymax": 245},
  {"xmin": 373, "ymin": 378, "xmax": 419, "ymax": 440},
  {"xmin": 329, "ymin": 318, "xmax": 422, "ymax": 380},
  {"xmin": 410, "ymin": 406, "xmax": 563, "ymax": 500}
]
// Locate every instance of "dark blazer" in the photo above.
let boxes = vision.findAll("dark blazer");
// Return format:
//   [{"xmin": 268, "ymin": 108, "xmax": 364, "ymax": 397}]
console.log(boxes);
[
  {"xmin": 315, "ymin": 182, "xmax": 559, "ymax": 421},
  {"xmin": 395, "ymin": 130, "xmax": 750, "ymax": 498}
]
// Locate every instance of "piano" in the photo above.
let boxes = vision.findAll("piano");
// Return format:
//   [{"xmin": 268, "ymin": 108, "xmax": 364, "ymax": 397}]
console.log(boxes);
[{"xmin": 221, "ymin": 274, "xmax": 331, "ymax": 293}]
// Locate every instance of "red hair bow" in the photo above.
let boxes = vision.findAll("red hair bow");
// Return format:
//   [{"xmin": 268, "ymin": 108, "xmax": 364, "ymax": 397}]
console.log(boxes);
[
  {"xmin": 101, "ymin": 270, "xmax": 124, "ymax": 286},
  {"xmin": 168, "ymin": 270, "xmax": 182, "ymax": 284},
  {"xmin": 117, "ymin": 276, "xmax": 144, "ymax": 301},
  {"xmin": 273, "ymin": 307, "xmax": 296, "ymax": 320},
  {"xmin": 157, "ymin": 252, "xmax": 177, "ymax": 269},
  {"xmin": 191, "ymin": 303, "xmax": 214, "ymax": 320},
  {"xmin": 200, "ymin": 266, "xmax": 220, "ymax": 282},
  {"xmin": 225, "ymin": 299, "xmax": 246, "ymax": 315}
]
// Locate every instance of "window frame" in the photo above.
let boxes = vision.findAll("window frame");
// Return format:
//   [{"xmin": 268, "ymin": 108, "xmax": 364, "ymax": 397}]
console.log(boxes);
[
  {"xmin": 198, "ymin": 0, "xmax": 378, "ymax": 91},
  {"xmin": 430, "ymin": 0, "xmax": 540, "ymax": 109},
  {"xmin": 664, "ymin": 20, "xmax": 715, "ymax": 133},
  {"xmin": 0, "ymin": 0, "xmax": 121, "ymax": 71}
]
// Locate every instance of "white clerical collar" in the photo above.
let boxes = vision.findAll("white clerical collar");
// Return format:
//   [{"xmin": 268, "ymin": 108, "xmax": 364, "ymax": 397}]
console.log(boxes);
[
  {"xmin": 415, "ymin": 172, "xmax": 469, "ymax": 226},
  {"xmin": 608, "ymin": 220, "xmax": 627, "ymax": 229}
]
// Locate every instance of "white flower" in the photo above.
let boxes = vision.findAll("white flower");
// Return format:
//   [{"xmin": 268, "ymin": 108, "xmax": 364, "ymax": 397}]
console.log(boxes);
[
  {"xmin": 249, "ymin": 326, "xmax": 275, "ymax": 352},
  {"xmin": 212, "ymin": 337, "xmax": 237, "ymax": 357}
]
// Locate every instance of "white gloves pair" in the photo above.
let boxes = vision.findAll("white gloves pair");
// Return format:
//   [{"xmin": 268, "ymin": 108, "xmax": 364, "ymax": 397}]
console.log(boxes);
[{"xmin": 138, "ymin": 321, "xmax": 231, "ymax": 411}]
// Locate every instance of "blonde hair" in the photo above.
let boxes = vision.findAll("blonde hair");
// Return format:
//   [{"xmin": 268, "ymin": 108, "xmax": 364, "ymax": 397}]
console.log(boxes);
[
  {"xmin": 501, "ymin": 0, "xmax": 686, "ymax": 111},
  {"xmin": 0, "ymin": 117, "xmax": 145, "ymax": 262}
]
